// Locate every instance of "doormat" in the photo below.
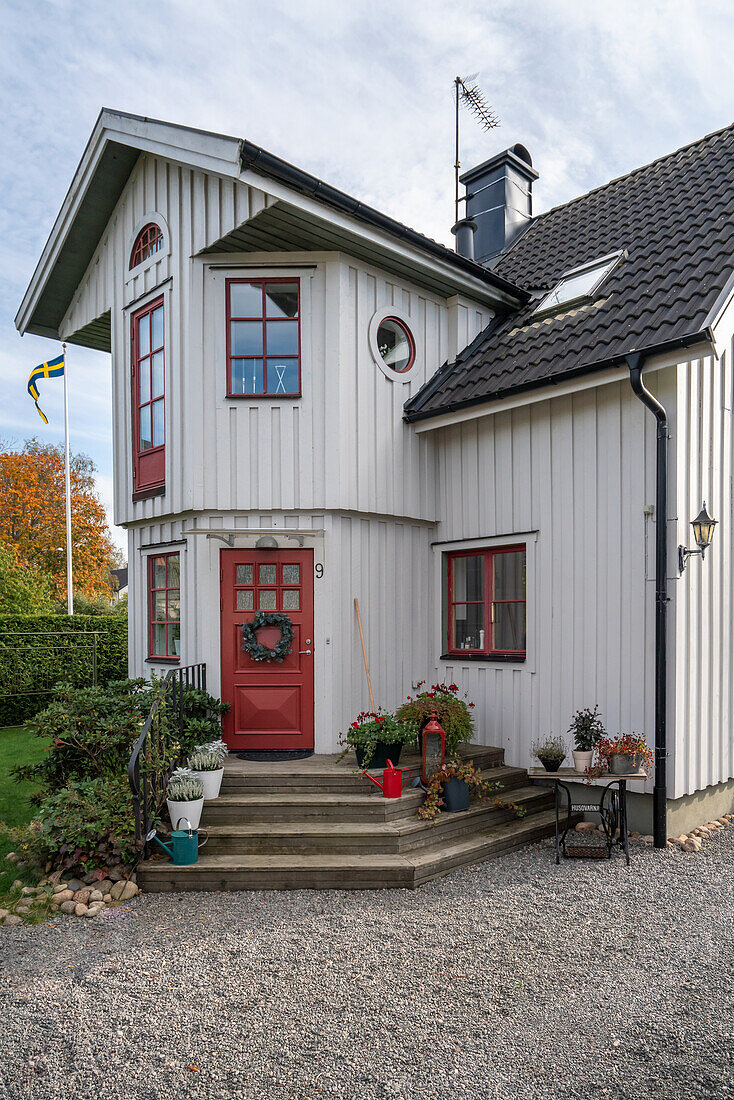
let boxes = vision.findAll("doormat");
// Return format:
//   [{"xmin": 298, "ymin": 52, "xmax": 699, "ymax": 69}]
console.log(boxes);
[{"xmin": 236, "ymin": 750, "xmax": 315, "ymax": 762}]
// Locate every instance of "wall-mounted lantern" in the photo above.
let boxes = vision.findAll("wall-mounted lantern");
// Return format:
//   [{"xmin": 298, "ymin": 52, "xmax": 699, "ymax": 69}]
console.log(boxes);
[
  {"xmin": 678, "ymin": 502, "xmax": 717, "ymax": 574},
  {"xmin": 421, "ymin": 711, "xmax": 446, "ymax": 784}
]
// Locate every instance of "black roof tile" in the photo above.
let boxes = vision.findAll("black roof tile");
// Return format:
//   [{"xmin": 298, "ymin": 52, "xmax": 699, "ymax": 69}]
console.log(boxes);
[{"xmin": 405, "ymin": 123, "xmax": 734, "ymax": 420}]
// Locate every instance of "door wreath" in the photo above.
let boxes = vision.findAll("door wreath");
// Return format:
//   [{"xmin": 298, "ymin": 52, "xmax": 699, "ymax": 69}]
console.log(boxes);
[{"xmin": 240, "ymin": 612, "xmax": 294, "ymax": 662}]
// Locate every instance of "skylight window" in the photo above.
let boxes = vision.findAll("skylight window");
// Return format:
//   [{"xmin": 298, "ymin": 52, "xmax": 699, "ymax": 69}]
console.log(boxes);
[{"xmin": 533, "ymin": 252, "xmax": 623, "ymax": 316}]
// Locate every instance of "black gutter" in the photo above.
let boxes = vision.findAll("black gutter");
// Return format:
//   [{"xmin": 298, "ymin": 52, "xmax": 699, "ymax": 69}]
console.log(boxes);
[
  {"xmin": 238, "ymin": 140, "xmax": 528, "ymax": 306},
  {"xmin": 627, "ymin": 353, "xmax": 668, "ymax": 849},
  {"xmin": 404, "ymin": 329, "xmax": 709, "ymax": 422}
]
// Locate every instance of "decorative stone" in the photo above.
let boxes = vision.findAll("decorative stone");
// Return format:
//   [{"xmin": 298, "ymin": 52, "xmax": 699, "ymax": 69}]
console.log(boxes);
[
  {"xmin": 119, "ymin": 881, "xmax": 138, "ymax": 901},
  {"xmin": 0, "ymin": 909, "xmax": 8, "ymax": 921},
  {"xmin": 20, "ymin": 885, "xmax": 35, "ymax": 896},
  {"xmin": 54, "ymin": 890, "xmax": 74, "ymax": 903},
  {"xmin": 74, "ymin": 903, "xmax": 88, "ymax": 917},
  {"xmin": 85, "ymin": 905, "xmax": 103, "ymax": 918},
  {"xmin": 73, "ymin": 888, "xmax": 91, "ymax": 905},
  {"xmin": 707, "ymin": 821, "xmax": 723, "ymax": 830},
  {"xmin": 108, "ymin": 868, "xmax": 124, "ymax": 882},
  {"xmin": 640, "ymin": 834, "xmax": 654, "ymax": 843},
  {"xmin": 5, "ymin": 852, "xmax": 17, "ymax": 862},
  {"xmin": 59, "ymin": 901, "xmax": 76, "ymax": 915},
  {"xmin": 683, "ymin": 837, "xmax": 702, "ymax": 852},
  {"xmin": 83, "ymin": 871, "xmax": 98, "ymax": 885},
  {"xmin": 15, "ymin": 905, "xmax": 30, "ymax": 915},
  {"xmin": 89, "ymin": 889, "xmax": 103, "ymax": 903},
  {"xmin": 575, "ymin": 822, "xmax": 597, "ymax": 833},
  {"xmin": 103, "ymin": 894, "xmax": 112, "ymax": 904},
  {"xmin": 3, "ymin": 915, "xmax": 22, "ymax": 927},
  {"xmin": 96, "ymin": 879, "xmax": 113, "ymax": 896},
  {"xmin": 66, "ymin": 878, "xmax": 84, "ymax": 893},
  {"xmin": 719, "ymin": 816, "xmax": 731, "ymax": 825},
  {"xmin": 53, "ymin": 884, "xmax": 68, "ymax": 895}
]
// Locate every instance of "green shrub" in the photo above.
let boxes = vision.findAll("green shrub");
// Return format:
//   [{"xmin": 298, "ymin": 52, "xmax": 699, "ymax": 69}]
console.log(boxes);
[
  {"xmin": 395, "ymin": 682, "xmax": 475, "ymax": 757},
  {"xmin": 0, "ymin": 613, "xmax": 127, "ymax": 726}
]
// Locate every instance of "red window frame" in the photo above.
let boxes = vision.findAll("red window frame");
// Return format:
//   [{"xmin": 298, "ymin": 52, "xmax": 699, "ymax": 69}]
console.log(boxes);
[
  {"xmin": 130, "ymin": 223, "xmax": 163, "ymax": 269},
  {"xmin": 446, "ymin": 545, "xmax": 526, "ymax": 658},
  {"xmin": 225, "ymin": 278, "xmax": 301, "ymax": 398},
  {"xmin": 148, "ymin": 553, "xmax": 180, "ymax": 660},
  {"xmin": 131, "ymin": 296, "xmax": 165, "ymax": 496},
  {"xmin": 377, "ymin": 316, "xmax": 415, "ymax": 373}
]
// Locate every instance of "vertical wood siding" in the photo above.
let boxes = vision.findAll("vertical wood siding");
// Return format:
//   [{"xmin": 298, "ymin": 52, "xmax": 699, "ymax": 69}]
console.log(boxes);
[{"xmin": 673, "ymin": 346, "xmax": 734, "ymax": 798}]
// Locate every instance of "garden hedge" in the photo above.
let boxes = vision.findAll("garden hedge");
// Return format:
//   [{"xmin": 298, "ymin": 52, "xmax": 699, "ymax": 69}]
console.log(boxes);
[{"xmin": 0, "ymin": 614, "xmax": 128, "ymax": 726}]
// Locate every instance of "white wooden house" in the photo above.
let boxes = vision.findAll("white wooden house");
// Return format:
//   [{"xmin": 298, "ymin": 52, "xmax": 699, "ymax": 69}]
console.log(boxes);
[{"xmin": 16, "ymin": 111, "xmax": 734, "ymax": 843}]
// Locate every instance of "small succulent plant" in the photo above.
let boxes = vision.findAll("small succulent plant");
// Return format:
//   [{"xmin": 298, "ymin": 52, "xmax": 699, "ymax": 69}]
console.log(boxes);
[
  {"xmin": 167, "ymin": 769, "xmax": 204, "ymax": 801},
  {"xmin": 195, "ymin": 739, "xmax": 229, "ymax": 765},
  {"xmin": 187, "ymin": 749, "xmax": 222, "ymax": 772}
]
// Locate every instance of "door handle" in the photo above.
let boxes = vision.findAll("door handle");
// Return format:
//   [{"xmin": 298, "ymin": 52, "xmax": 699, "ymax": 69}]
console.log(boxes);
[{"xmin": 298, "ymin": 649, "xmax": 312, "ymax": 655}]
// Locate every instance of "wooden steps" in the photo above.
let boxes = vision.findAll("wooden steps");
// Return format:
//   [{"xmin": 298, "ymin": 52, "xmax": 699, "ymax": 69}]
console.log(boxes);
[{"xmin": 137, "ymin": 746, "xmax": 574, "ymax": 892}]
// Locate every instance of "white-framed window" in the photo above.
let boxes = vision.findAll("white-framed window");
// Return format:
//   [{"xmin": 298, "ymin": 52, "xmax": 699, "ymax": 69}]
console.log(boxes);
[{"xmin": 533, "ymin": 252, "xmax": 624, "ymax": 317}]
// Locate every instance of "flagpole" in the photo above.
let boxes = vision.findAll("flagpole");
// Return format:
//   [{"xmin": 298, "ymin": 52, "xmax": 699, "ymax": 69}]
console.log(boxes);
[{"xmin": 62, "ymin": 342, "xmax": 73, "ymax": 615}]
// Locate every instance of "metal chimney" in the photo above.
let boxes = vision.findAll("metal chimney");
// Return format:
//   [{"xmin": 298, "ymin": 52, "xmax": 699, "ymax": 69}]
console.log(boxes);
[
  {"xmin": 460, "ymin": 144, "xmax": 538, "ymax": 265},
  {"xmin": 451, "ymin": 217, "xmax": 477, "ymax": 260}
]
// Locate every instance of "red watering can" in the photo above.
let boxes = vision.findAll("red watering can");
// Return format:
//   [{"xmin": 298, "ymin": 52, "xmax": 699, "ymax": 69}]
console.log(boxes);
[{"xmin": 362, "ymin": 758, "xmax": 403, "ymax": 798}]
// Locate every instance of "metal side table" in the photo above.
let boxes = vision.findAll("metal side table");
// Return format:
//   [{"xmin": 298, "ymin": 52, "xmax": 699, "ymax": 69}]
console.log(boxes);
[{"xmin": 528, "ymin": 767, "xmax": 648, "ymax": 865}]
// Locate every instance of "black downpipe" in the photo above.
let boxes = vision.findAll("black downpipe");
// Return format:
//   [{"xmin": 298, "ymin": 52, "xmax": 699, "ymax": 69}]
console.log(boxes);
[{"xmin": 627, "ymin": 353, "xmax": 668, "ymax": 848}]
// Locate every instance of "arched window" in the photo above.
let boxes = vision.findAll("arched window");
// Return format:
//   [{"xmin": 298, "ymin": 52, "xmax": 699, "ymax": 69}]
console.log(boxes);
[{"xmin": 130, "ymin": 223, "xmax": 164, "ymax": 269}]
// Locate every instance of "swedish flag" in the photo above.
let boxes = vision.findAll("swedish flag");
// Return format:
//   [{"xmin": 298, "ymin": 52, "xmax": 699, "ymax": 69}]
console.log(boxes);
[{"xmin": 27, "ymin": 354, "xmax": 65, "ymax": 424}]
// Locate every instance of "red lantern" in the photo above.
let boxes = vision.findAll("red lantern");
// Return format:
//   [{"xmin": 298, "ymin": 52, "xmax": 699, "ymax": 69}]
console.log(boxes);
[{"xmin": 421, "ymin": 711, "xmax": 446, "ymax": 784}]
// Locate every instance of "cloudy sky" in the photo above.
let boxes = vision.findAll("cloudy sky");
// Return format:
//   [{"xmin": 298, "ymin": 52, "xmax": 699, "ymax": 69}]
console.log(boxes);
[{"xmin": 2, "ymin": 0, "xmax": 732, "ymax": 555}]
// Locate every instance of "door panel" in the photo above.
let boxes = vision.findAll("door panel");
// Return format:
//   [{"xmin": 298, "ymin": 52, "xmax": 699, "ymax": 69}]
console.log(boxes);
[{"xmin": 220, "ymin": 549, "xmax": 314, "ymax": 750}]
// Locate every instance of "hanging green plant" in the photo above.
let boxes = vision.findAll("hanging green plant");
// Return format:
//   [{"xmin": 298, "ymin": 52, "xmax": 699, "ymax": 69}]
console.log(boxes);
[{"xmin": 240, "ymin": 612, "xmax": 294, "ymax": 663}]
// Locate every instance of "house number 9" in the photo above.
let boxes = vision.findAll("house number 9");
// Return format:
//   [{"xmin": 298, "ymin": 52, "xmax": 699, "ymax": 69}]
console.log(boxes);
[{"xmin": 315, "ymin": 563, "xmax": 324, "ymax": 579}]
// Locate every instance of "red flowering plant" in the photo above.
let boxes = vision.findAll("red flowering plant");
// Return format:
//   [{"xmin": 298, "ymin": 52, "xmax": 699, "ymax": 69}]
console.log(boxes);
[
  {"xmin": 395, "ymin": 681, "xmax": 475, "ymax": 757},
  {"xmin": 338, "ymin": 709, "xmax": 419, "ymax": 768},
  {"xmin": 418, "ymin": 758, "xmax": 527, "ymax": 824},
  {"xmin": 586, "ymin": 733, "xmax": 653, "ymax": 780}
]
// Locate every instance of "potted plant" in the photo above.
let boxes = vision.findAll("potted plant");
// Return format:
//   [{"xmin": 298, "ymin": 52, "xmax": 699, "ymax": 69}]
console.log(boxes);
[
  {"xmin": 339, "ymin": 710, "xmax": 418, "ymax": 769},
  {"xmin": 531, "ymin": 735, "xmax": 568, "ymax": 772},
  {"xmin": 418, "ymin": 758, "xmax": 511, "ymax": 822},
  {"xmin": 187, "ymin": 748, "xmax": 225, "ymax": 800},
  {"xmin": 595, "ymin": 733, "xmax": 653, "ymax": 776},
  {"xmin": 395, "ymin": 682, "xmax": 475, "ymax": 757},
  {"xmin": 568, "ymin": 705, "xmax": 606, "ymax": 772},
  {"xmin": 166, "ymin": 768, "xmax": 205, "ymax": 830}
]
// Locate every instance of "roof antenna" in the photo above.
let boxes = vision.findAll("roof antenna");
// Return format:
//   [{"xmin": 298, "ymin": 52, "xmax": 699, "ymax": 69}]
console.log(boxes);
[{"xmin": 454, "ymin": 75, "xmax": 500, "ymax": 225}]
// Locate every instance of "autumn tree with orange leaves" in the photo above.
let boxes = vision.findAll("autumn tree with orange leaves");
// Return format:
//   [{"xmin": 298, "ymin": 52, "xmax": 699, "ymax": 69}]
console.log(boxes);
[{"xmin": 0, "ymin": 439, "xmax": 118, "ymax": 603}]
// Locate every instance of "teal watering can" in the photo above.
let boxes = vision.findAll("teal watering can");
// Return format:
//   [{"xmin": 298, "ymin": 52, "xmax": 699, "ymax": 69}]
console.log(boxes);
[{"xmin": 147, "ymin": 819, "xmax": 207, "ymax": 865}]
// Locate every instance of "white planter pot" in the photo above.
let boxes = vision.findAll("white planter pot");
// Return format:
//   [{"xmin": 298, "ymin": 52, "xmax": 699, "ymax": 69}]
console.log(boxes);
[
  {"xmin": 167, "ymin": 797, "xmax": 204, "ymax": 831},
  {"xmin": 191, "ymin": 768, "xmax": 224, "ymax": 800},
  {"xmin": 572, "ymin": 750, "xmax": 594, "ymax": 773}
]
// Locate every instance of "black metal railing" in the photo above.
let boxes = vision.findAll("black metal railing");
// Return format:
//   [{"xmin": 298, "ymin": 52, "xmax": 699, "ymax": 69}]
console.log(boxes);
[{"xmin": 128, "ymin": 663, "xmax": 207, "ymax": 845}]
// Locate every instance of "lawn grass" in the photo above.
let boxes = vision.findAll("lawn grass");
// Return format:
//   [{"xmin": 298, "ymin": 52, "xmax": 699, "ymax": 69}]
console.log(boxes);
[{"xmin": 0, "ymin": 724, "xmax": 50, "ymax": 903}]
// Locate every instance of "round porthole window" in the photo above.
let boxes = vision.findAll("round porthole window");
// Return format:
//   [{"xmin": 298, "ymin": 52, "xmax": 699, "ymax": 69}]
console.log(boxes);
[{"xmin": 376, "ymin": 317, "xmax": 415, "ymax": 374}]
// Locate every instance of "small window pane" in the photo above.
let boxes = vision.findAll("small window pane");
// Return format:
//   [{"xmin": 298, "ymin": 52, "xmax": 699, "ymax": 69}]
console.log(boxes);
[
  {"xmin": 230, "ymin": 282, "xmax": 263, "ymax": 317},
  {"xmin": 265, "ymin": 283, "xmax": 298, "ymax": 318},
  {"xmin": 138, "ymin": 316, "xmax": 150, "ymax": 357},
  {"xmin": 259, "ymin": 589, "xmax": 277, "ymax": 610},
  {"xmin": 494, "ymin": 551, "xmax": 525, "ymax": 601},
  {"xmin": 151, "ymin": 351, "xmax": 164, "ymax": 398},
  {"xmin": 231, "ymin": 320, "xmax": 263, "ymax": 356},
  {"xmin": 138, "ymin": 358, "xmax": 150, "ymax": 404},
  {"xmin": 152, "ymin": 557, "xmax": 167, "ymax": 588},
  {"xmin": 152, "ymin": 591, "xmax": 167, "ymax": 620},
  {"xmin": 236, "ymin": 590, "xmax": 254, "ymax": 610},
  {"xmin": 153, "ymin": 623, "xmax": 166, "ymax": 654},
  {"xmin": 494, "ymin": 603, "xmax": 526, "ymax": 652},
  {"xmin": 377, "ymin": 318, "xmax": 413, "ymax": 373},
  {"xmin": 168, "ymin": 623, "xmax": 181, "ymax": 656},
  {"xmin": 282, "ymin": 589, "xmax": 300, "ymax": 610},
  {"xmin": 266, "ymin": 320, "xmax": 299, "ymax": 356},
  {"xmin": 453, "ymin": 603, "xmax": 485, "ymax": 650},
  {"xmin": 266, "ymin": 360, "xmax": 299, "ymax": 395},
  {"xmin": 139, "ymin": 406, "xmax": 152, "ymax": 451},
  {"xmin": 231, "ymin": 358, "xmax": 264, "ymax": 395},
  {"xmin": 152, "ymin": 399, "xmax": 165, "ymax": 447},
  {"xmin": 282, "ymin": 564, "xmax": 300, "ymax": 584},
  {"xmin": 259, "ymin": 564, "xmax": 277, "ymax": 584},
  {"xmin": 453, "ymin": 555, "xmax": 484, "ymax": 603},
  {"xmin": 236, "ymin": 564, "xmax": 254, "ymax": 585},
  {"xmin": 167, "ymin": 594, "xmax": 180, "ymax": 622},
  {"xmin": 167, "ymin": 555, "xmax": 180, "ymax": 587},
  {"xmin": 151, "ymin": 306, "xmax": 164, "ymax": 350}
]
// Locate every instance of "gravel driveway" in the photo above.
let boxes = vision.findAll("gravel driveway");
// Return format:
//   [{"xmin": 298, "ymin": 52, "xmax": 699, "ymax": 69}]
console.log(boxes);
[{"xmin": 1, "ymin": 832, "xmax": 733, "ymax": 1100}]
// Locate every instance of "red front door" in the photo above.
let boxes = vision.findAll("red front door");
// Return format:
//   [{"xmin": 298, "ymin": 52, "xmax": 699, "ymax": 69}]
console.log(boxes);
[{"xmin": 220, "ymin": 549, "xmax": 314, "ymax": 750}]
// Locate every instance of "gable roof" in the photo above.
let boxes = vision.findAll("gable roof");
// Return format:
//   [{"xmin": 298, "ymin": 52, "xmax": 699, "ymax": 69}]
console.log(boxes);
[
  {"xmin": 404, "ymin": 123, "xmax": 734, "ymax": 422},
  {"xmin": 16, "ymin": 109, "xmax": 525, "ymax": 340}
]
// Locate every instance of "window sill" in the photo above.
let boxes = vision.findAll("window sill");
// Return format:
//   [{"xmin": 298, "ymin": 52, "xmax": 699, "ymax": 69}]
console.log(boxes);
[
  {"xmin": 225, "ymin": 393, "xmax": 302, "ymax": 400},
  {"xmin": 145, "ymin": 656, "xmax": 180, "ymax": 664},
  {"xmin": 440, "ymin": 653, "xmax": 526, "ymax": 664},
  {"xmin": 133, "ymin": 485, "xmax": 165, "ymax": 502}
]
